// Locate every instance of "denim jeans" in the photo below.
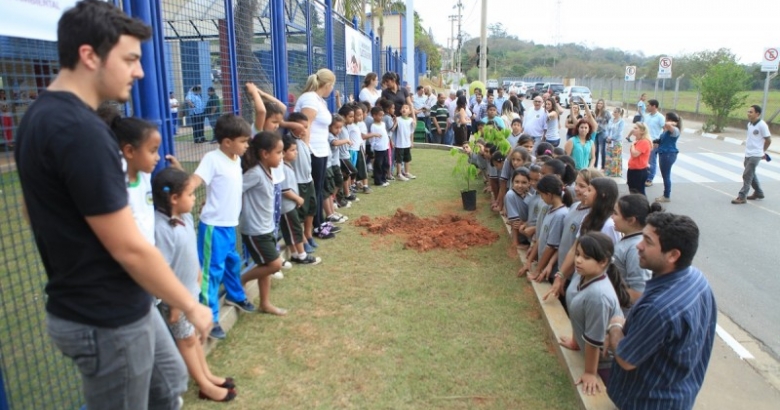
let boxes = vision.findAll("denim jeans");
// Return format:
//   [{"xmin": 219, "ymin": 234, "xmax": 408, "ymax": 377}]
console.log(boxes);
[
  {"xmin": 646, "ymin": 147, "xmax": 658, "ymax": 181},
  {"xmin": 46, "ymin": 309, "xmax": 187, "ymax": 410},
  {"xmin": 430, "ymin": 130, "xmax": 444, "ymax": 144},
  {"xmin": 594, "ymin": 131, "xmax": 607, "ymax": 168},
  {"xmin": 444, "ymin": 127, "xmax": 454, "ymax": 145},
  {"xmin": 739, "ymin": 156, "xmax": 764, "ymax": 198},
  {"xmin": 658, "ymin": 152, "xmax": 678, "ymax": 198}
]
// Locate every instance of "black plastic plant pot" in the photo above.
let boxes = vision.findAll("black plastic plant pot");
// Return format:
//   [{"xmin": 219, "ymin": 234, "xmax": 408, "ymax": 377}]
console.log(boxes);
[{"xmin": 461, "ymin": 189, "xmax": 477, "ymax": 211}]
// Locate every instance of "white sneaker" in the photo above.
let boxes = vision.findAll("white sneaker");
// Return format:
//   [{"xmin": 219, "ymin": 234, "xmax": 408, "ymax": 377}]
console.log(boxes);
[
  {"xmin": 271, "ymin": 271, "xmax": 284, "ymax": 280},
  {"xmin": 281, "ymin": 260, "xmax": 293, "ymax": 270},
  {"xmin": 404, "ymin": 173, "xmax": 417, "ymax": 179},
  {"xmin": 381, "ymin": 182, "xmax": 390, "ymax": 187},
  {"xmin": 396, "ymin": 174, "xmax": 409, "ymax": 181}
]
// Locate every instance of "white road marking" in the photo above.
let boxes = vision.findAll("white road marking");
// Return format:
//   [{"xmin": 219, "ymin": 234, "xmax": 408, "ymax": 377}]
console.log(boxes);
[
  {"xmin": 676, "ymin": 154, "xmax": 743, "ymax": 182},
  {"xmin": 702, "ymin": 153, "xmax": 780, "ymax": 181},
  {"xmin": 716, "ymin": 324, "xmax": 755, "ymax": 360},
  {"xmin": 724, "ymin": 137, "xmax": 744, "ymax": 145}
]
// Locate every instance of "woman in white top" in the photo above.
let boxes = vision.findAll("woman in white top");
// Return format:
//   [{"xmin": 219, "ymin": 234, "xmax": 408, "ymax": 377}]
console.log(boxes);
[
  {"xmin": 543, "ymin": 98, "xmax": 561, "ymax": 147},
  {"xmin": 294, "ymin": 68, "xmax": 335, "ymax": 236},
  {"xmin": 358, "ymin": 73, "xmax": 380, "ymax": 107}
]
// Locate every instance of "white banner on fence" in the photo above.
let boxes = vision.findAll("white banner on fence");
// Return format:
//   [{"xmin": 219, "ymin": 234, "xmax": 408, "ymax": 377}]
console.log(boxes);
[
  {"xmin": 345, "ymin": 25, "xmax": 373, "ymax": 76},
  {"xmin": 0, "ymin": 0, "xmax": 80, "ymax": 42}
]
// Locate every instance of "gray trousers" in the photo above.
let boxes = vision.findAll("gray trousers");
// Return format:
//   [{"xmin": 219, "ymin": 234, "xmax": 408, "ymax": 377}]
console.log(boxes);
[
  {"xmin": 46, "ymin": 308, "xmax": 187, "ymax": 410},
  {"xmin": 739, "ymin": 156, "xmax": 764, "ymax": 198}
]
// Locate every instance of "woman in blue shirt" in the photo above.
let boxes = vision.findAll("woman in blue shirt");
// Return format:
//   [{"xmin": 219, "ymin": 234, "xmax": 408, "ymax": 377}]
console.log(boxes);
[{"xmin": 654, "ymin": 112, "xmax": 682, "ymax": 203}]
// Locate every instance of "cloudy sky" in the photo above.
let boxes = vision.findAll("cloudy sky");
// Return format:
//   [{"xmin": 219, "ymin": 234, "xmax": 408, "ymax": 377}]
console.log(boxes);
[{"xmin": 414, "ymin": 0, "xmax": 778, "ymax": 65}]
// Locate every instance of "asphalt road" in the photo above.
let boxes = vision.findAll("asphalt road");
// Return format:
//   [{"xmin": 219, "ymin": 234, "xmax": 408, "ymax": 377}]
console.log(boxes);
[{"xmin": 615, "ymin": 131, "xmax": 780, "ymax": 359}]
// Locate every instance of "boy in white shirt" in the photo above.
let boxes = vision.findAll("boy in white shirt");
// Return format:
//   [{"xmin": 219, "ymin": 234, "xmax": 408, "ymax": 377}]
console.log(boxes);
[
  {"xmin": 369, "ymin": 106, "xmax": 391, "ymax": 187},
  {"xmin": 190, "ymin": 114, "xmax": 254, "ymax": 340},
  {"xmin": 394, "ymin": 103, "xmax": 417, "ymax": 181}
]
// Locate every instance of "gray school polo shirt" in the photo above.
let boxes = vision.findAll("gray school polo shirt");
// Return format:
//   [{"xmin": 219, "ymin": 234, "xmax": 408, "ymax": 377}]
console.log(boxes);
[
  {"xmin": 557, "ymin": 202, "xmax": 591, "ymax": 270},
  {"xmin": 505, "ymin": 189, "xmax": 528, "ymax": 222},
  {"xmin": 566, "ymin": 273, "xmax": 623, "ymax": 359},
  {"xmin": 154, "ymin": 212, "xmax": 200, "ymax": 299},
  {"xmin": 281, "ymin": 164, "xmax": 299, "ymax": 214},
  {"xmin": 240, "ymin": 165, "xmax": 275, "ymax": 235}
]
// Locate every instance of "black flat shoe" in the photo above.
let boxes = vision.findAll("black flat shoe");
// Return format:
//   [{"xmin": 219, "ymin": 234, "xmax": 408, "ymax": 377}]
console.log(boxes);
[
  {"xmin": 219, "ymin": 377, "xmax": 236, "ymax": 389},
  {"xmin": 198, "ymin": 389, "xmax": 237, "ymax": 402}
]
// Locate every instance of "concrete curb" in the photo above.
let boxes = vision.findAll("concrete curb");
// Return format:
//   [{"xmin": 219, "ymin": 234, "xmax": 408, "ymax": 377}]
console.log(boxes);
[{"xmin": 499, "ymin": 215, "xmax": 616, "ymax": 409}]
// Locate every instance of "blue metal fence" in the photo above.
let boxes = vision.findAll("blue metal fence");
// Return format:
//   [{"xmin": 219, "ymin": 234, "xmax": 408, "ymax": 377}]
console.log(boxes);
[{"xmin": 0, "ymin": 0, "xmax": 426, "ymax": 407}]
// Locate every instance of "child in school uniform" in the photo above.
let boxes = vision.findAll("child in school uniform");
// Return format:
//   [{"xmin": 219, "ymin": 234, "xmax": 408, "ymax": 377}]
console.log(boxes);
[
  {"xmin": 505, "ymin": 167, "xmax": 532, "ymax": 249},
  {"xmin": 526, "ymin": 174, "xmax": 572, "ymax": 283},
  {"xmin": 326, "ymin": 115, "xmax": 349, "ymax": 222},
  {"xmin": 394, "ymin": 103, "xmax": 416, "ymax": 180},
  {"xmin": 353, "ymin": 103, "xmax": 375, "ymax": 193},
  {"xmin": 238, "ymin": 131, "xmax": 287, "ymax": 316},
  {"xmin": 369, "ymin": 106, "xmax": 391, "ymax": 187},
  {"xmin": 281, "ymin": 134, "xmax": 322, "ymax": 265},
  {"xmin": 190, "ymin": 114, "xmax": 254, "ymax": 340},
  {"xmin": 152, "ymin": 168, "xmax": 237, "ymax": 402}
]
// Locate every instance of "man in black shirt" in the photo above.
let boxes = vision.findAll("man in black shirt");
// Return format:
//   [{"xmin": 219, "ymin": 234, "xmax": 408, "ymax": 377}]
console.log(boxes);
[{"xmin": 15, "ymin": 1, "xmax": 212, "ymax": 408}]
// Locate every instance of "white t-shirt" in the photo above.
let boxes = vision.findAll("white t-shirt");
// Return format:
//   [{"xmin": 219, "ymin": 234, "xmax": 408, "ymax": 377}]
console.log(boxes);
[
  {"xmin": 347, "ymin": 123, "xmax": 362, "ymax": 150},
  {"xmin": 169, "ymin": 97, "xmax": 179, "ymax": 113},
  {"xmin": 294, "ymin": 91, "xmax": 332, "ymax": 157},
  {"xmin": 359, "ymin": 87, "xmax": 380, "ymax": 107},
  {"xmin": 745, "ymin": 120, "xmax": 771, "ymax": 157},
  {"xmin": 370, "ymin": 123, "xmax": 390, "ymax": 151},
  {"xmin": 127, "ymin": 171, "xmax": 155, "ymax": 245},
  {"xmin": 395, "ymin": 117, "xmax": 414, "ymax": 149},
  {"xmin": 195, "ymin": 149, "xmax": 243, "ymax": 227}
]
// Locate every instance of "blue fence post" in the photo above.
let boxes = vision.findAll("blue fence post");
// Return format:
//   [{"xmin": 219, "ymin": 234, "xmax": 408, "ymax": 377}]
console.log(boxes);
[
  {"xmin": 370, "ymin": 31, "xmax": 378, "ymax": 76},
  {"xmin": 306, "ymin": 0, "xmax": 313, "ymax": 75},
  {"xmin": 394, "ymin": 50, "xmax": 401, "ymax": 83},
  {"xmin": 128, "ymin": 0, "xmax": 172, "ymax": 171},
  {"xmin": 385, "ymin": 46, "xmax": 391, "ymax": 74},
  {"xmin": 324, "ymin": 0, "xmax": 335, "ymax": 111},
  {"xmin": 271, "ymin": 0, "xmax": 289, "ymax": 105},
  {"xmin": 0, "ymin": 366, "xmax": 8, "ymax": 410},
  {"xmin": 352, "ymin": 16, "xmax": 360, "ymax": 99},
  {"xmin": 224, "ymin": 0, "xmax": 240, "ymax": 116}
]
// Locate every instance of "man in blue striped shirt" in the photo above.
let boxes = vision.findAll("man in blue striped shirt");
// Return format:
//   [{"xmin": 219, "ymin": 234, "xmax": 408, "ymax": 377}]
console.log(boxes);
[{"xmin": 605, "ymin": 213, "xmax": 716, "ymax": 410}]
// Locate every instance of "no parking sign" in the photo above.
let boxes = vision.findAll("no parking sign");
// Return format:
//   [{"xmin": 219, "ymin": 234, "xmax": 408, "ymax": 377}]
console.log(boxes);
[
  {"xmin": 762, "ymin": 47, "xmax": 779, "ymax": 72},
  {"xmin": 625, "ymin": 66, "xmax": 636, "ymax": 81},
  {"xmin": 658, "ymin": 57, "xmax": 672, "ymax": 79}
]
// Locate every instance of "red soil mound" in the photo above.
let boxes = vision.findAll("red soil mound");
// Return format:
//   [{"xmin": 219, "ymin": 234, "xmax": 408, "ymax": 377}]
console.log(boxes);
[{"xmin": 354, "ymin": 209, "xmax": 499, "ymax": 252}]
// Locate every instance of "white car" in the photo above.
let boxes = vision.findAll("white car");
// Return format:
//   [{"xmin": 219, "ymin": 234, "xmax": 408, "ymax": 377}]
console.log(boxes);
[
  {"xmin": 508, "ymin": 81, "xmax": 528, "ymax": 95},
  {"xmin": 561, "ymin": 86, "xmax": 593, "ymax": 109}
]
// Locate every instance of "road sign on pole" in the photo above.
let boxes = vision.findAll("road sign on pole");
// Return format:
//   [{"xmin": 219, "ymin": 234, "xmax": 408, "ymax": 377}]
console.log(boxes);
[
  {"xmin": 625, "ymin": 66, "xmax": 636, "ymax": 81},
  {"xmin": 658, "ymin": 56, "xmax": 672, "ymax": 79},
  {"xmin": 761, "ymin": 47, "xmax": 779, "ymax": 72}
]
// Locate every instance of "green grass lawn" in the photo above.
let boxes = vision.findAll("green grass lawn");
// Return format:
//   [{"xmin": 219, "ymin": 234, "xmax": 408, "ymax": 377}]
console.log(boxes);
[{"xmin": 182, "ymin": 148, "xmax": 579, "ymax": 409}]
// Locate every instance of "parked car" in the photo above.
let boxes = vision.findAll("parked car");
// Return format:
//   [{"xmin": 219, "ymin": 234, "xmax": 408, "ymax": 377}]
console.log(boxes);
[
  {"xmin": 561, "ymin": 86, "xmax": 593, "ymax": 109},
  {"xmin": 526, "ymin": 82, "xmax": 546, "ymax": 97},
  {"xmin": 508, "ymin": 81, "xmax": 528, "ymax": 95},
  {"xmin": 540, "ymin": 83, "xmax": 565, "ymax": 96}
]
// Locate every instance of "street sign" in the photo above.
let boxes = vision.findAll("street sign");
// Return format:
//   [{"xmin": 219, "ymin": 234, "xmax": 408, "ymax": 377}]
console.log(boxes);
[
  {"xmin": 625, "ymin": 66, "xmax": 636, "ymax": 81},
  {"xmin": 658, "ymin": 56, "xmax": 672, "ymax": 79},
  {"xmin": 761, "ymin": 47, "xmax": 779, "ymax": 72}
]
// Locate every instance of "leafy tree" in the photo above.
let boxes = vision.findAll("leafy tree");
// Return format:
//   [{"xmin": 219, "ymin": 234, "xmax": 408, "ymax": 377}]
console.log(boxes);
[
  {"xmin": 488, "ymin": 23, "xmax": 508, "ymax": 38},
  {"xmin": 697, "ymin": 61, "xmax": 750, "ymax": 132}
]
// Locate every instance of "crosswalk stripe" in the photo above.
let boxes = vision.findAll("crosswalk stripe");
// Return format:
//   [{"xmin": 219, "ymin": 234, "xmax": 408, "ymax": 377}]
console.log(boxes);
[
  {"xmin": 701, "ymin": 153, "xmax": 780, "ymax": 181},
  {"xmin": 724, "ymin": 152, "xmax": 780, "ymax": 173},
  {"xmin": 668, "ymin": 163, "xmax": 716, "ymax": 183},
  {"xmin": 675, "ymin": 154, "xmax": 743, "ymax": 182}
]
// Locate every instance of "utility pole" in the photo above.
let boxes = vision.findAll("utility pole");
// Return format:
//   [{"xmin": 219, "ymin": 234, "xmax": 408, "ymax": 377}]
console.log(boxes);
[
  {"xmin": 478, "ymin": 0, "xmax": 487, "ymax": 83},
  {"xmin": 455, "ymin": 0, "xmax": 463, "ymax": 85},
  {"xmin": 448, "ymin": 15, "xmax": 457, "ymax": 72}
]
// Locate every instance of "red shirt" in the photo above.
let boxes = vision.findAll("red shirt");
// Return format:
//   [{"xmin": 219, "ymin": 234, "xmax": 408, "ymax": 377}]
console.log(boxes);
[{"xmin": 628, "ymin": 139, "xmax": 651, "ymax": 169}]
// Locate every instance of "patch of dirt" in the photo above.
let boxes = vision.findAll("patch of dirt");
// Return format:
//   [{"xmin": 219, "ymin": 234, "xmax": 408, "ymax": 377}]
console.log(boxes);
[{"xmin": 354, "ymin": 209, "xmax": 499, "ymax": 252}]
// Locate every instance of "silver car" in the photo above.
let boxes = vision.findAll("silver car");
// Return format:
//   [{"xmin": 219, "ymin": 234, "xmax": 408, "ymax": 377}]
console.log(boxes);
[{"xmin": 562, "ymin": 86, "xmax": 592, "ymax": 109}]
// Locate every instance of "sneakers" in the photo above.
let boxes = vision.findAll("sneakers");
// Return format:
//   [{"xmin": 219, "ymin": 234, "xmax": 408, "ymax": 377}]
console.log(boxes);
[
  {"xmin": 379, "ymin": 182, "xmax": 390, "ymax": 187},
  {"xmin": 271, "ymin": 271, "xmax": 284, "ymax": 279},
  {"xmin": 747, "ymin": 193, "xmax": 765, "ymax": 200},
  {"xmin": 404, "ymin": 173, "xmax": 417, "ymax": 179},
  {"xmin": 336, "ymin": 199, "xmax": 352, "ymax": 208},
  {"xmin": 327, "ymin": 213, "xmax": 348, "ymax": 223},
  {"xmin": 645, "ymin": 180, "xmax": 653, "ymax": 187},
  {"xmin": 731, "ymin": 197, "xmax": 747, "ymax": 204},
  {"xmin": 281, "ymin": 260, "xmax": 293, "ymax": 270},
  {"xmin": 396, "ymin": 174, "xmax": 410, "ymax": 181},
  {"xmin": 209, "ymin": 324, "xmax": 226, "ymax": 340},
  {"xmin": 307, "ymin": 237, "xmax": 318, "ymax": 248},
  {"xmin": 290, "ymin": 255, "xmax": 322, "ymax": 265},
  {"xmin": 333, "ymin": 212, "xmax": 348, "ymax": 221},
  {"xmin": 387, "ymin": 175, "xmax": 396, "ymax": 181},
  {"xmin": 314, "ymin": 226, "xmax": 336, "ymax": 239},
  {"xmin": 225, "ymin": 299, "xmax": 257, "ymax": 313},
  {"xmin": 654, "ymin": 196, "xmax": 670, "ymax": 203},
  {"xmin": 345, "ymin": 194, "xmax": 359, "ymax": 201},
  {"xmin": 303, "ymin": 242, "xmax": 316, "ymax": 254},
  {"xmin": 362, "ymin": 186, "xmax": 372, "ymax": 194}
]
